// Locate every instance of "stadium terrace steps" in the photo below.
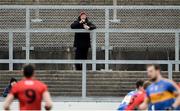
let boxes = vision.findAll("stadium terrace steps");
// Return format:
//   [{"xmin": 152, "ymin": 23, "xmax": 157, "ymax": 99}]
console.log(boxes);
[
  {"xmin": 0, "ymin": 7, "xmax": 179, "ymax": 50},
  {"xmin": 0, "ymin": 71, "xmax": 179, "ymax": 97},
  {"xmin": 0, "ymin": 0, "xmax": 179, "ymax": 5}
]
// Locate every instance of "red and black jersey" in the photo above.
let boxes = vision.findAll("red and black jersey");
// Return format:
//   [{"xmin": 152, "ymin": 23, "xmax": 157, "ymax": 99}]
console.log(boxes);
[
  {"xmin": 10, "ymin": 78, "xmax": 48, "ymax": 110},
  {"xmin": 125, "ymin": 90, "xmax": 146, "ymax": 110}
]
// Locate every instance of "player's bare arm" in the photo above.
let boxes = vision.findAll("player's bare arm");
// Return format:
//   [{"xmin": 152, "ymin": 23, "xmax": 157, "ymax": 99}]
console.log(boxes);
[
  {"xmin": 43, "ymin": 91, "xmax": 53, "ymax": 110},
  {"xmin": 162, "ymin": 78, "xmax": 180, "ymax": 108},
  {"xmin": 168, "ymin": 79, "xmax": 180, "ymax": 108},
  {"xmin": 3, "ymin": 94, "xmax": 14, "ymax": 111}
]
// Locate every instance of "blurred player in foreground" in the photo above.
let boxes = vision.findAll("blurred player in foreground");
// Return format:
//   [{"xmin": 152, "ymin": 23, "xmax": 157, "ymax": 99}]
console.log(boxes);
[
  {"xmin": 125, "ymin": 80, "xmax": 152, "ymax": 110},
  {"xmin": 117, "ymin": 80, "xmax": 144, "ymax": 110},
  {"xmin": 139, "ymin": 64, "xmax": 180, "ymax": 110},
  {"xmin": 2, "ymin": 78, "xmax": 17, "ymax": 97},
  {"xmin": 3, "ymin": 64, "xmax": 53, "ymax": 110}
]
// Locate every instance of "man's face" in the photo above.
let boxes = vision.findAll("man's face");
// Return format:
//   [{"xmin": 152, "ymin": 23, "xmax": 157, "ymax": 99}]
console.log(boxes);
[
  {"xmin": 138, "ymin": 86, "xmax": 144, "ymax": 91},
  {"xmin": 147, "ymin": 66, "xmax": 159, "ymax": 82},
  {"xmin": 11, "ymin": 81, "xmax": 17, "ymax": 86},
  {"xmin": 80, "ymin": 14, "xmax": 87, "ymax": 20}
]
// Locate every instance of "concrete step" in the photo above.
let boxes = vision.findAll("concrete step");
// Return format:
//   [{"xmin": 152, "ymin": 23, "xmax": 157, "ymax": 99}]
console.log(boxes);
[
  {"xmin": 50, "ymin": 92, "xmax": 81, "ymax": 96},
  {"xmin": 0, "ymin": 71, "xmax": 179, "ymax": 97},
  {"xmin": 0, "ymin": 0, "xmax": 179, "ymax": 5},
  {"xmin": 0, "ymin": 71, "xmax": 172, "ymax": 76}
]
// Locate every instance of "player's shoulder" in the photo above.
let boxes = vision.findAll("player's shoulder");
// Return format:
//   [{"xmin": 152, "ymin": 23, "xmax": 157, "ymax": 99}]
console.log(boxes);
[
  {"xmin": 11, "ymin": 79, "xmax": 25, "ymax": 90},
  {"xmin": 146, "ymin": 83, "xmax": 154, "ymax": 90},
  {"xmin": 15, "ymin": 79, "xmax": 25, "ymax": 86},
  {"xmin": 162, "ymin": 78, "xmax": 176, "ymax": 85},
  {"xmin": 161, "ymin": 78, "xmax": 179, "ymax": 90},
  {"xmin": 34, "ymin": 79, "xmax": 48, "ymax": 93},
  {"xmin": 34, "ymin": 79, "xmax": 47, "ymax": 87}
]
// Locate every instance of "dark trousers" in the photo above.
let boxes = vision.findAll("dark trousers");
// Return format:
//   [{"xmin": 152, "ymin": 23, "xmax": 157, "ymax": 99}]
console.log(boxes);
[{"xmin": 75, "ymin": 47, "xmax": 89, "ymax": 70}]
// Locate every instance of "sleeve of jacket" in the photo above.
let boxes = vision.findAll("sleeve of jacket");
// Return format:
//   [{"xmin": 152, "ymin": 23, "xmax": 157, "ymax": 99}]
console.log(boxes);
[
  {"xmin": 2, "ymin": 87, "xmax": 10, "ymax": 97},
  {"xmin": 88, "ymin": 22, "xmax": 96, "ymax": 30},
  {"xmin": 71, "ymin": 21, "xmax": 81, "ymax": 29}
]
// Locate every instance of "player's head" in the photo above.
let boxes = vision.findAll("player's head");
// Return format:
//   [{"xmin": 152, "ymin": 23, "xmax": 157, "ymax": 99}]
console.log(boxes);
[
  {"xmin": 146, "ymin": 64, "xmax": 161, "ymax": 82},
  {"xmin": 80, "ymin": 12, "xmax": 87, "ymax": 20},
  {"xmin": 136, "ymin": 80, "xmax": 144, "ymax": 90},
  {"xmin": 23, "ymin": 64, "xmax": 35, "ymax": 78},
  {"xmin": 143, "ymin": 81, "xmax": 152, "ymax": 90}
]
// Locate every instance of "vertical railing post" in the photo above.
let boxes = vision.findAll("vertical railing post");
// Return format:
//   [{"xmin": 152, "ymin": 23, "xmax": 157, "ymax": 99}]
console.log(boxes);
[
  {"xmin": 105, "ymin": 8, "xmax": 110, "ymax": 70},
  {"xmin": 113, "ymin": 0, "xmax": 117, "ymax": 20},
  {"xmin": 175, "ymin": 32, "xmax": 179, "ymax": 71},
  {"xmin": 168, "ymin": 63, "xmax": 173, "ymax": 80},
  {"xmin": 26, "ymin": 8, "xmax": 30, "ymax": 63},
  {"xmin": 9, "ymin": 32, "xmax": 13, "ymax": 71},
  {"xmin": 82, "ymin": 62, "xmax": 87, "ymax": 98},
  {"xmin": 92, "ymin": 31, "xmax": 96, "ymax": 71}
]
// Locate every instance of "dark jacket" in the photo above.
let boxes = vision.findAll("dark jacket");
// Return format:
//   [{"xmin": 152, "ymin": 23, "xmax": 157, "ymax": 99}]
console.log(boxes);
[
  {"xmin": 2, "ymin": 84, "xmax": 11, "ymax": 97},
  {"xmin": 71, "ymin": 17, "xmax": 96, "ymax": 48}
]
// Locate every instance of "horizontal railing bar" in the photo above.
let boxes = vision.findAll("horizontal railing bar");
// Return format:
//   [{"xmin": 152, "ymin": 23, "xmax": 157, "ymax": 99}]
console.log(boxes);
[
  {"xmin": 0, "ymin": 5, "xmax": 180, "ymax": 10},
  {"xmin": 0, "ymin": 29, "xmax": 179, "ymax": 33},
  {"xmin": 0, "ymin": 59, "xmax": 179, "ymax": 64}
]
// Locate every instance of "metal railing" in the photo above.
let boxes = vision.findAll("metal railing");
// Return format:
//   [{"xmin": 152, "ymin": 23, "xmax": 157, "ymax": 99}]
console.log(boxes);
[
  {"xmin": 0, "ymin": 29, "xmax": 180, "ymax": 71},
  {"xmin": 0, "ymin": 5, "xmax": 180, "ymax": 97},
  {"xmin": 0, "ymin": 59, "xmax": 179, "ymax": 97}
]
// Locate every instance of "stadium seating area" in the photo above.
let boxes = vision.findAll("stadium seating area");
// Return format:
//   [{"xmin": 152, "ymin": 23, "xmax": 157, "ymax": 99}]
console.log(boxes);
[
  {"xmin": 0, "ymin": 0, "xmax": 179, "ymax": 5},
  {"xmin": 0, "ymin": 6, "xmax": 179, "ymax": 70},
  {"xmin": 1, "ymin": 70, "xmax": 180, "ymax": 96},
  {"xmin": 0, "ymin": 0, "xmax": 180, "ymax": 97}
]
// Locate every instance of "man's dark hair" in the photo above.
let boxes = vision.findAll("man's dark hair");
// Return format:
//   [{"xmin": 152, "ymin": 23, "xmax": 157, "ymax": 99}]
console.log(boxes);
[
  {"xmin": 23, "ymin": 64, "xmax": 35, "ymax": 78},
  {"xmin": 10, "ymin": 78, "xmax": 17, "ymax": 84},
  {"xmin": 136, "ymin": 80, "xmax": 144, "ymax": 89},
  {"xmin": 146, "ymin": 64, "xmax": 161, "ymax": 70}
]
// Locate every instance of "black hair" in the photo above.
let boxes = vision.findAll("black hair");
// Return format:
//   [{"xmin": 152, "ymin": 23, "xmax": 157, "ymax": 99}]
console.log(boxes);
[
  {"xmin": 23, "ymin": 64, "xmax": 35, "ymax": 78},
  {"xmin": 10, "ymin": 77, "xmax": 17, "ymax": 84},
  {"xmin": 136, "ymin": 80, "xmax": 144, "ymax": 89}
]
